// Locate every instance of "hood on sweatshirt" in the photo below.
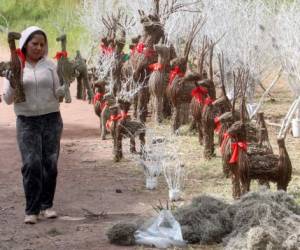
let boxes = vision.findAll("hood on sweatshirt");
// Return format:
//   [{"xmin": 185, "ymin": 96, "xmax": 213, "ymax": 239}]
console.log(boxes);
[{"xmin": 19, "ymin": 26, "xmax": 48, "ymax": 57}]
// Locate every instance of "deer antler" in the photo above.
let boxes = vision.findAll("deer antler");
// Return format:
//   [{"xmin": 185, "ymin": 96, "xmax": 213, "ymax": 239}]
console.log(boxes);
[
  {"xmin": 197, "ymin": 36, "xmax": 210, "ymax": 78},
  {"xmin": 160, "ymin": 0, "xmax": 201, "ymax": 24},
  {"xmin": 184, "ymin": 18, "xmax": 205, "ymax": 63},
  {"xmin": 218, "ymin": 52, "xmax": 228, "ymax": 99}
]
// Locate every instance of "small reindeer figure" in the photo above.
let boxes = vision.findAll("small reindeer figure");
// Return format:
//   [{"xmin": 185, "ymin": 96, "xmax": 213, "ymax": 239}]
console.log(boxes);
[
  {"xmin": 108, "ymin": 99, "xmax": 146, "ymax": 162},
  {"xmin": 8, "ymin": 32, "xmax": 25, "ymax": 103},
  {"xmin": 55, "ymin": 34, "xmax": 93, "ymax": 103}
]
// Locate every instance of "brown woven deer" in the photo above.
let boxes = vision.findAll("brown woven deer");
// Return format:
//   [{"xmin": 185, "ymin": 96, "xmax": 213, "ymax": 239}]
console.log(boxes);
[
  {"xmin": 55, "ymin": 34, "xmax": 93, "ymax": 103},
  {"xmin": 221, "ymin": 69, "xmax": 292, "ymax": 198},
  {"xmin": 167, "ymin": 19, "xmax": 204, "ymax": 133},
  {"xmin": 148, "ymin": 43, "xmax": 177, "ymax": 123},
  {"xmin": 108, "ymin": 100, "xmax": 146, "ymax": 162},
  {"xmin": 102, "ymin": 9, "xmax": 135, "ymax": 97}
]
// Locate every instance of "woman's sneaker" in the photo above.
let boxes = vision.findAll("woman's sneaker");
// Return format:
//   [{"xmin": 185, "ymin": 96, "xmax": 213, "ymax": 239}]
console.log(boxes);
[
  {"xmin": 24, "ymin": 215, "xmax": 38, "ymax": 224},
  {"xmin": 40, "ymin": 209, "xmax": 58, "ymax": 219}
]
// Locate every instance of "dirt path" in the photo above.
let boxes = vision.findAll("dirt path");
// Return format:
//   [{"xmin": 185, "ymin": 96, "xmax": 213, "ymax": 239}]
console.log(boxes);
[{"xmin": 0, "ymin": 47, "xmax": 172, "ymax": 250}]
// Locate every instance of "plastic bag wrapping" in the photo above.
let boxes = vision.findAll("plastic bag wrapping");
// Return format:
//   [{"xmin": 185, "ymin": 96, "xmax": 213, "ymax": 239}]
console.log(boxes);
[
  {"xmin": 169, "ymin": 188, "xmax": 182, "ymax": 201},
  {"xmin": 246, "ymin": 102, "xmax": 258, "ymax": 119},
  {"xmin": 146, "ymin": 176, "xmax": 158, "ymax": 190},
  {"xmin": 134, "ymin": 209, "xmax": 186, "ymax": 248}
]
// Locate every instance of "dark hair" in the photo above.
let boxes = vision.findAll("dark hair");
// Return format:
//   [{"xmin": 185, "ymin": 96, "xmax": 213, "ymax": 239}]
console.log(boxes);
[{"xmin": 21, "ymin": 30, "xmax": 47, "ymax": 55}]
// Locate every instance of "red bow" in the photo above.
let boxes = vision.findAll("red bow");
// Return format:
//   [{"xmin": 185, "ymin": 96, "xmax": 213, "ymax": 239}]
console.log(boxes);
[
  {"xmin": 220, "ymin": 133, "xmax": 231, "ymax": 155},
  {"xmin": 132, "ymin": 42, "xmax": 155, "ymax": 57},
  {"xmin": 229, "ymin": 141, "xmax": 248, "ymax": 164},
  {"xmin": 214, "ymin": 117, "xmax": 222, "ymax": 133},
  {"xmin": 169, "ymin": 66, "xmax": 184, "ymax": 85},
  {"xmin": 93, "ymin": 92, "xmax": 104, "ymax": 104},
  {"xmin": 101, "ymin": 44, "xmax": 114, "ymax": 54},
  {"xmin": 202, "ymin": 97, "xmax": 214, "ymax": 113},
  {"xmin": 204, "ymin": 97, "xmax": 214, "ymax": 106},
  {"xmin": 191, "ymin": 86, "xmax": 208, "ymax": 104},
  {"xmin": 106, "ymin": 112, "xmax": 128, "ymax": 131},
  {"xmin": 54, "ymin": 51, "xmax": 68, "ymax": 60},
  {"xmin": 136, "ymin": 43, "xmax": 145, "ymax": 53},
  {"xmin": 148, "ymin": 63, "xmax": 164, "ymax": 71},
  {"xmin": 16, "ymin": 48, "xmax": 26, "ymax": 68}
]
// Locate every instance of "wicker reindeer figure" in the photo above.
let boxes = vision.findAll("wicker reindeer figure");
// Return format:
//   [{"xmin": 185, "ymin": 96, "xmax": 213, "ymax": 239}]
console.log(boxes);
[
  {"xmin": 167, "ymin": 19, "xmax": 204, "ymax": 133},
  {"xmin": 222, "ymin": 71, "xmax": 292, "ymax": 199},
  {"xmin": 55, "ymin": 34, "xmax": 93, "ymax": 103},
  {"xmin": 149, "ymin": 43, "xmax": 177, "ymax": 123},
  {"xmin": 102, "ymin": 10, "xmax": 135, "ymax": 97},
  {"xmin": 92, "ymin": 80, "xmax": 115, "ymax": 140},
  {"xmin": 225, "ymin": 120, "xmax": 292, "ymax": 198},
  {"xmin": 130, "ymin": 10, "xmax": 164, "ymax": 122},
  {"xmin": 190, "ymin": 38, "xmax": 218, "ymax": 147},
  {"xmin": 108, "ymin": 99, "xmax": 146, "ymax": 162},
  {"xmin": 0, "ymin": 32, "xmax": 26, "ymax": 103}
]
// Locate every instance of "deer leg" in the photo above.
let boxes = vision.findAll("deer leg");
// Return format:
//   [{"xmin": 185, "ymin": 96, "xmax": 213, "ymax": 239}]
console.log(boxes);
[
  {"xmin": 114, "ymin": 127, "xmax": 123, "ymax": 162},
  {"xmin": 231, "ymin": 170, "xmax": 241, "ymax": 199},
  {"xmin": 172, "ymin": 106, "xmax": 181, "ymax": 133},
  {"xmin": 64, "ymin": 82, "xmax": 72, "ymax": 103},
  {"xmin": 181, "ymin": 103, "xmax": 190, "ymax": 125},
  {"xmin": 101, "ymin": 110, "xmax": 109, "ymax": 140},
  {"xmin": 241, "ymin": 179, "xmax": 251, "ymax": 195},
  {"xmin": 130, "ymin": 136, "xmax": 137, "ymax": 153},
  {"xmin": 138, "ymin": 87, "xmax": 150, "ymax": 123},
  {"xmin": 133, "ymin": 95, "xmax": 138, "ymax": 118},
  {"xmin": 197, "ymin": 119, "xmax": 203, "ymax": 145},
  {"xmin": 162, "ymin": 94, "xmax": 172, "ymax": 119},
  {"xmin": 156, "ymin": 96, "xmax": 163, "ymax": 123},
  {"xmin": 99, "ymin": 117, "xmax": 102, "ymax": 137},
  {"xmin": 76, "ymin": 76, "xmax": 83, "ymax": 99},
  {"xmin": 139, "ymin": 132, "xmax": 146, "ymax": 155}
]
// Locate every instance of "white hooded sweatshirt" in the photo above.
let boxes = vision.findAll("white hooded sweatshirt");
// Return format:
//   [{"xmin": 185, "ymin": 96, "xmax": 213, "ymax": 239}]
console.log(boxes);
[{"xmin": 3, "ymin": 26, "xmax": 62, "ymax": 117}]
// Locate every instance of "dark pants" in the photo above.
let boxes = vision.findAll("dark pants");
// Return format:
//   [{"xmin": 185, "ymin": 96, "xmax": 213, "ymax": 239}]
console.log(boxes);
[{"xmin": 16, "ymin": 112, "xmax": 63, "ymax": 215}]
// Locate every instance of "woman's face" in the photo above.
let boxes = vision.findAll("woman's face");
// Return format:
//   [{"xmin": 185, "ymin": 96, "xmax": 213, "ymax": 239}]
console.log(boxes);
[{"xmin": 25, "ymin": 34, "xmax": 46, "ymax": 62}]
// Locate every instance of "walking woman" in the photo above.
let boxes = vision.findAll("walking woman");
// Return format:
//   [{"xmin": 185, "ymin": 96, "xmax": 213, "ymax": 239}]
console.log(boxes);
[{"xmin": 3, "ymin": 26, "xmax": 65, "ymax": 224}]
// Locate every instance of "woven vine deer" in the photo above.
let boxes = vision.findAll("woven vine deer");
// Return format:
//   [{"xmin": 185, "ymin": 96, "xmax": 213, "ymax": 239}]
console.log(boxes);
[
  {"xmin": 190, "ymin": 38, "xmax": 218, "ymax": 155},
  {"xmin": 129, "ymin": 0, "xmax": 201, "ymax": 122},
  {"xmin": 167, "ymin": 18, "xmax": 204, "ymax": 133},
  {"xmin": 101, "ymin": 9, "xmax": 135, "ymax": 97},
  {"xmin": 0, "ymin": 32, "xmax": 25, "ymax": 103},
  {"xmin": 55, "ymin": 34, "xmax": 93, "ymax": 103},
  {"xmin": 148, "ymin": 42, "xmax": 177, "ymax": 123},
  {"xmin": 108, "ymin": 99, "xmax": 146, "ymax": 162},
  {"xmin": 221, "ymin": 69, "xmax": 292, "ymax": 199}
]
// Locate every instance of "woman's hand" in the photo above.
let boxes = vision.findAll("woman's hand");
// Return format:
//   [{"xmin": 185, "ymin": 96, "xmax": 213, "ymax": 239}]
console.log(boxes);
[{"xmin": 55, "ymin": 86, "xmax": 65, "ymax": 98}]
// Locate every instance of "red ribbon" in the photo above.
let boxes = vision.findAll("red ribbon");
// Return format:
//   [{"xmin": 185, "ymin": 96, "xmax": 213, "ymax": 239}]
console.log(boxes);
[
  {"xmin": 93, "ymin": 92, "xmax": 104, "ymax": 104},
  {"xmin": 202, "ymin": 97, "xmax": 214, "ymax": 113},
  {"xmin": 229, "ymin": 141, "xmax": 248, "ymax": 164},
  {"xmin": 214, "ymin": 117, "xmax": 222, "ymax": 133},
  {"xmin": 169, "ymin": 66, "xmax": 184, "ymax": 85},
  {"xmin": 131, "ymin": 42, "xmax": 155, "ymax": 57},
  {"xmin": 106, "ymin": 112, "xmax": 128, "ymax": 130},
  {"xmin": 54, "ymin": 51, "xmax": 68, "ymax": 60},
  {"xmin": 148, "ymin": 63, "xmax": 164, "ymax": 72},
  {"xmin": 220, "ymin": 133, "xmax": 231, "ymax": 155},
  {"xmin": 16, "ymin": 48, "xmax": 26, "ymax": 68},
  {"xmin": 101, "ymin": 44, "xmax": 114, "ymax": 55},
  {"xmin": 136, "ymin": 43, "xmax": 144, "ymax": 53},
  {"xmin": 204, "ymin": 97, "xmax": 214, "ymax": 106},
  {"xmin": 191, "ymin": 86, "xmax": 208, "ymax": 104}
]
